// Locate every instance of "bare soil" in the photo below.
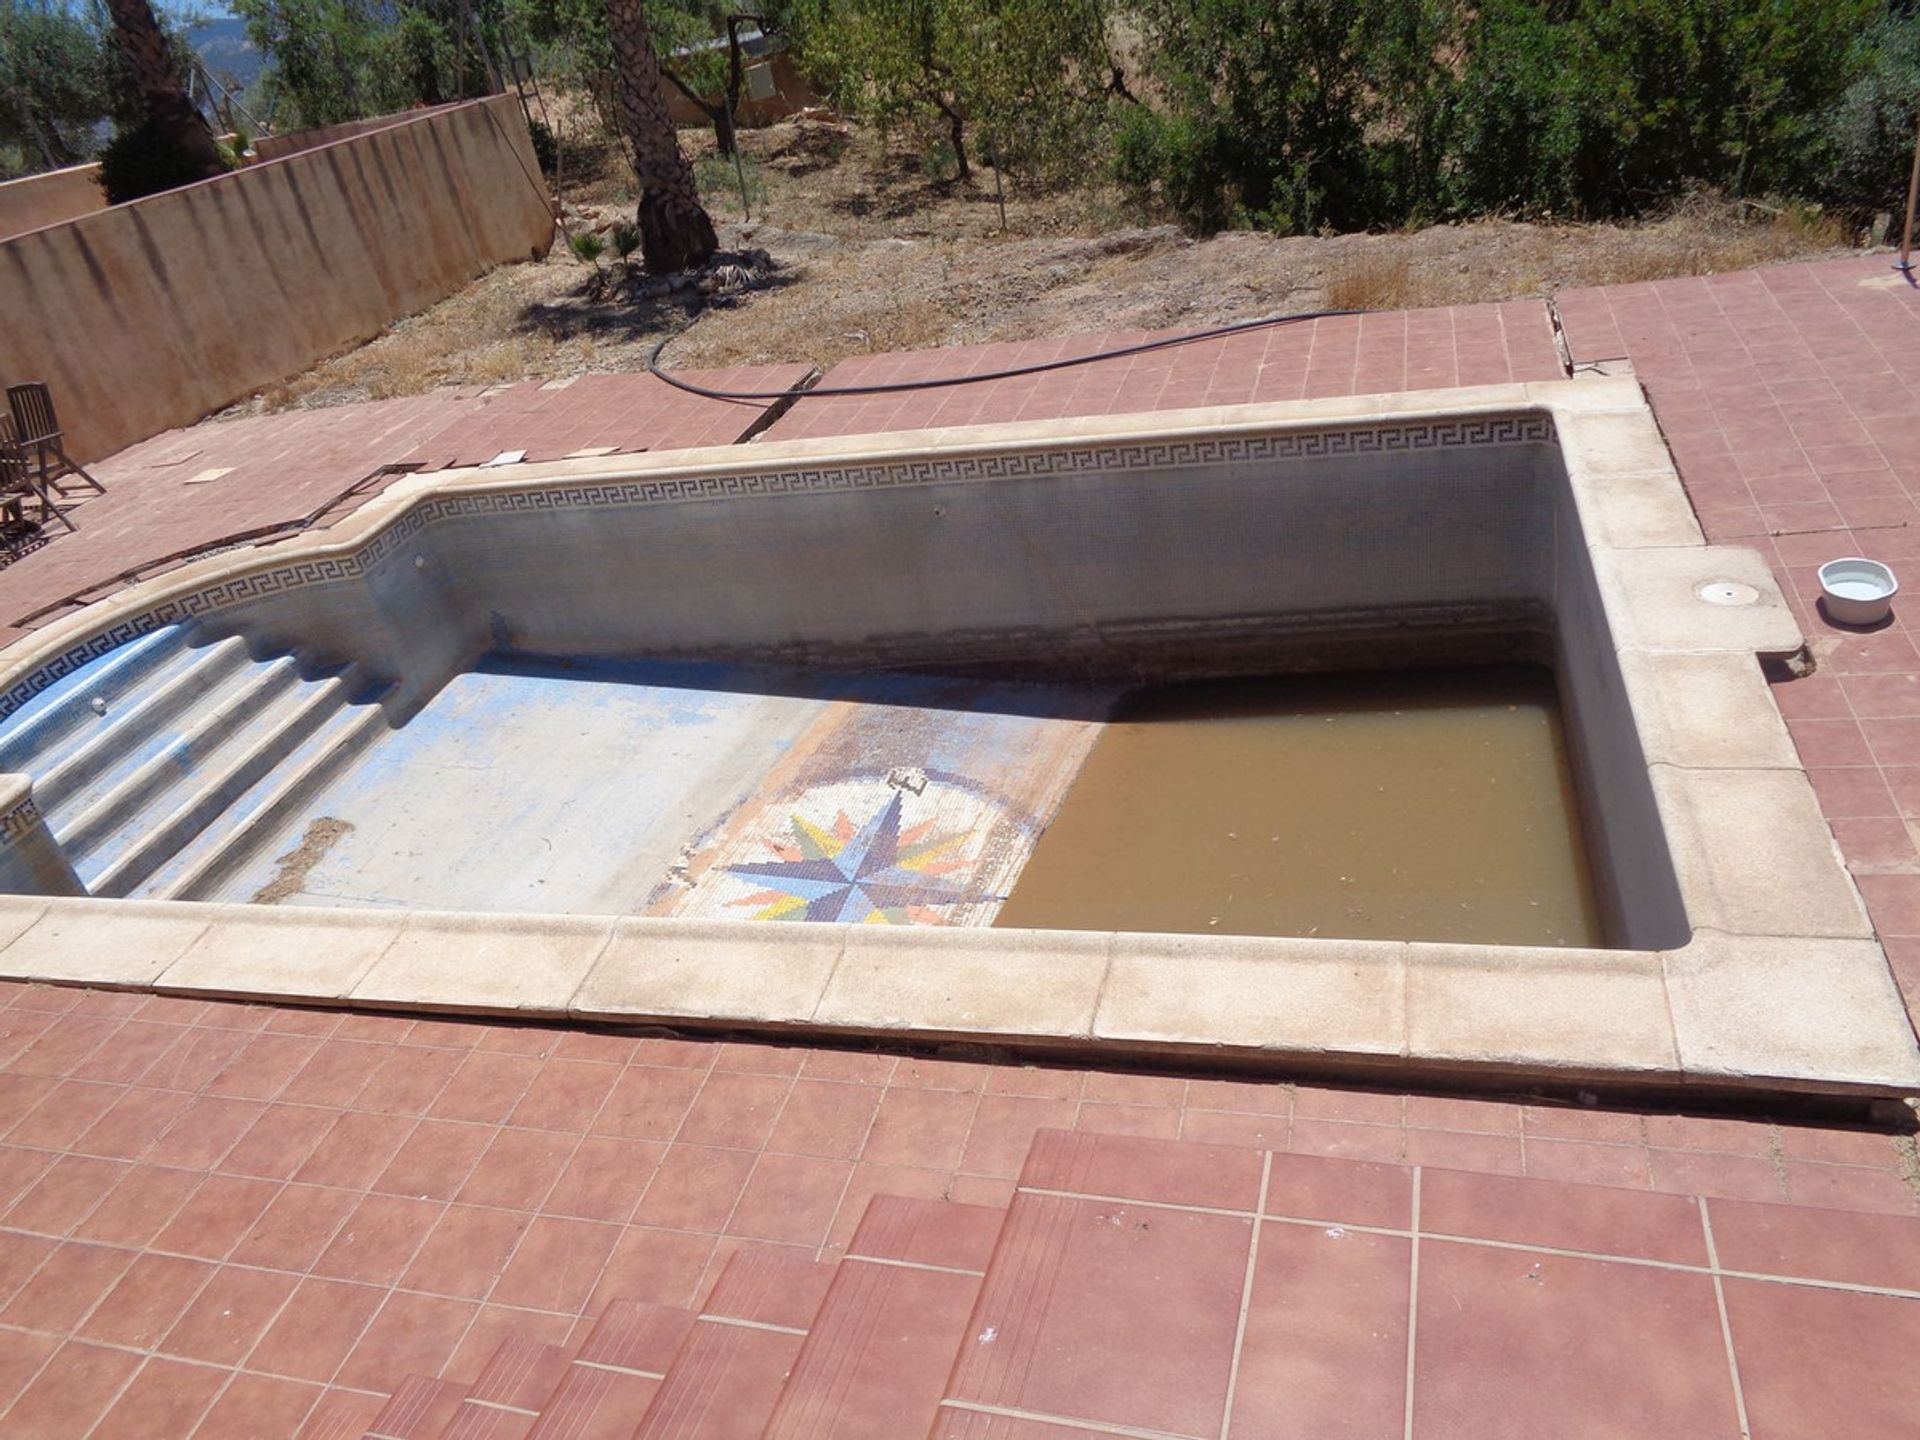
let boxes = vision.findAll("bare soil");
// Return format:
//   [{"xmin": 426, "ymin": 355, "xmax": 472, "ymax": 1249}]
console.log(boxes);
[{"xmin": 237, "ymin": 115, "xmax": 1867, "ymax": 414}]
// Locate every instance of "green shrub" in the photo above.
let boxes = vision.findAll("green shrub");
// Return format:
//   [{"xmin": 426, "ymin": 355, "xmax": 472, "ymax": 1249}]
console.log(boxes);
[
  {"xmin": 528, "ymin": 116, "xmax": 558, "ymax": 176},
  {"xmin": 97, "ymin": 122, "xmax": 233, "ymax": 205},
  {"xmin": 1819, "ymin": 14, "xmax": 1920, "ymax": 225},
  {"xmin": 569, "ymin": 229, "xmax": 606, "ymax": 264}
]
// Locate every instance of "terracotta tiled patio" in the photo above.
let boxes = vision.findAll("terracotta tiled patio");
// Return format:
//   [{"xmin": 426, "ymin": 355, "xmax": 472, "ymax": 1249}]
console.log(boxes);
[
  {"xmin": 0, "ymin": 981, "xmax": 1915, "ymax": 1438},
  {"xmin": 2, "ymin": 255, "xmax": 1920, "ymax": 1436}
]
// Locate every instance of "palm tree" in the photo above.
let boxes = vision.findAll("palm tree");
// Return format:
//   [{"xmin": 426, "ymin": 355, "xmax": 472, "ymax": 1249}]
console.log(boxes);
[
  {"xmin": 606, "ymin": 0, "xmax": 718, "ymax": 272},
  {"xmin": 103, "ymin": 0, "xmax": 225, "ymax": 181}
]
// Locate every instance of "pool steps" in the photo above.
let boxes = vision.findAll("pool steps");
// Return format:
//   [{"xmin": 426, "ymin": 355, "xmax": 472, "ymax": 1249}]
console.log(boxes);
[{"xmin": 0, "ymin": 625, "xmax": 394, "ymax": 901}]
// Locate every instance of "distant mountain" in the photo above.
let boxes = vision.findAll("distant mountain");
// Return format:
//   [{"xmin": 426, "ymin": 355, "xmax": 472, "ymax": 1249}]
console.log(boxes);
[{"xmin": 187, "ymin": 16, "xmax": 266, "ymax": 92}]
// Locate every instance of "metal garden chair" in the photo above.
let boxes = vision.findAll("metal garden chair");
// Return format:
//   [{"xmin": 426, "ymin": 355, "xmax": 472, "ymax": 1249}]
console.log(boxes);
[
  {"xmin": 0, "ymin": 414, "xmax": 76, "ymax": 534},
  {"xmin": 7, "ymin": 382, "xmax": 105, "ymax": 501}
]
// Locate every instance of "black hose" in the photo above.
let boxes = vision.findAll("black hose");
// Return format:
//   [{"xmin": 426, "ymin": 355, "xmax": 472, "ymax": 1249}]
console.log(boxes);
[{"xmin": 643, "ymin": 306, "xmax": 1365, "ymax": 403}]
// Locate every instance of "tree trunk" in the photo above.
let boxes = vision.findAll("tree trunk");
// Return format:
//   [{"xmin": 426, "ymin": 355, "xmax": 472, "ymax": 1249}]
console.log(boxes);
[
  {"xmin": 103, "ymin": 0, "xmax": 225, "ymax": 180},
  {"xmin": 607, "ymin": 0, "xmax": 718, "ymax": 272}
]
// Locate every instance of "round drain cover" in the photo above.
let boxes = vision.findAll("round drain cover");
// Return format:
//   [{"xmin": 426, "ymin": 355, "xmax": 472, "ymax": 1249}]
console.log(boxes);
[{"xmin": 1697, "ymin": 580, "xmax": 1760, "ymax": 606}]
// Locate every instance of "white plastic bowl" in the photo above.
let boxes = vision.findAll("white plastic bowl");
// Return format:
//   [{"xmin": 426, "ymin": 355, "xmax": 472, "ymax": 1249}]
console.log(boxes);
[{"xmin": 1818, "ymin": 556, "xmax": 1899, "ymax": 627}]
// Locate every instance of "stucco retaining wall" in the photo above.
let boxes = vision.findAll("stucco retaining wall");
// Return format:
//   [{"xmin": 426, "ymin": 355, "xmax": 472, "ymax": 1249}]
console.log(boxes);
[
  {"xmin": 0, "ymin": 95, "xmax": 554, "ymax": 462},
  {"xmin": 0, "ymin": 163, "xmax": 107, "ymax": 241}
]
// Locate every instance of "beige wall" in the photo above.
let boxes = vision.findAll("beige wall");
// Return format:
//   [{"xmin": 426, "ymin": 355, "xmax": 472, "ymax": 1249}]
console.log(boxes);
[
  {"xmin": 0, "ymin": 96, "xmax": 555, "ymax": 462},
  {"xmin": 0, "ymin": 164, "xmax": 107, "ymax": 242}
]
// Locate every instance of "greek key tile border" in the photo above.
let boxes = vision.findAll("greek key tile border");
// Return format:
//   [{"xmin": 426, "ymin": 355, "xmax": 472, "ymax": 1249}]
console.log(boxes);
[
  {"xmin": 0, "ymin": 793, "xmax": 42, "ymax": 849},
  {"xmin": 431, "ymin": 412, "xmax": 1555, "ymax": 518},
  {"xmin": 0, "ymin": 413, "xmax": 1555, "ymax": 721}
]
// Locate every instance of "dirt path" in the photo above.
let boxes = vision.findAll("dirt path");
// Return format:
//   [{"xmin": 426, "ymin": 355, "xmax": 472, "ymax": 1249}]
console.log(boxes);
[{"xmin": 234, "ymin": 117, "xmax": 1866, "ymax": 414}]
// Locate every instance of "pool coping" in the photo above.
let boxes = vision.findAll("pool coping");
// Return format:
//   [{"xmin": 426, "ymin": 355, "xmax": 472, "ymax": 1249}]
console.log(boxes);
[{"xmin": 0, "ymin": 374, "xmax": 1914, "ymax": 1102}]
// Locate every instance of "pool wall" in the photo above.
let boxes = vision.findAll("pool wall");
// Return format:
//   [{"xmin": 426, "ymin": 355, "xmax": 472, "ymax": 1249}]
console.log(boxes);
[{"xmin": 0, "ymin": 375, "xmax": 1909, "ymax": 1100}]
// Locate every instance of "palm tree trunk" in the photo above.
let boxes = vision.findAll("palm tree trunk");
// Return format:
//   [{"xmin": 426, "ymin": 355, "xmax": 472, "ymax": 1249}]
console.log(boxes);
[
  {"xmin": 103, "ymin": 0, "xmax": 225, "ymax": 180},
  {"xmin": 606, "ymin": 0, "xmax": 718, "ymax": 272}
]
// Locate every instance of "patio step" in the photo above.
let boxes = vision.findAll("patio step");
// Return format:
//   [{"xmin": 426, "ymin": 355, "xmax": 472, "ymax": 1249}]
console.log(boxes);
[
  {"xmin": 526, "ymin": 1300, "xmax": 697, "ymax": 1438},
  {"xmin": 440, "ymin": 1333, "xmax": 575, "ymax": 1438},
  {"xmin": 761, "ymin": 1196, "xmax": 1003, "ymax": 1440},
  {"xmin": 136, "ymin": 675, "xmax": 395, "ymax": 901},
  {"xmin": 0, "ymin": 622, "xmax": 194, "ymax": 772},
  {"xmin": 630, "ymin": 1252, "xmax": 835, "ymax": 1440}
]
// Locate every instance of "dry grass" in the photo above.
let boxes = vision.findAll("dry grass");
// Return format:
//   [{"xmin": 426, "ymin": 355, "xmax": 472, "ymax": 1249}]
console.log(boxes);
[
  {"xmin": 1324, "ymin": 253, "xmax": 1417, "ymax": 311},
  {"xmin": 222, "ymin": 122, "xmax": 1869, "ymax": 419}
]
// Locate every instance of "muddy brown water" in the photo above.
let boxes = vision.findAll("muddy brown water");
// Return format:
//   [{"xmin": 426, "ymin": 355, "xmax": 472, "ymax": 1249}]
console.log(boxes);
[{"xmin": 994, "ymin": 666, "xmax": 1602, "ymax": 947}]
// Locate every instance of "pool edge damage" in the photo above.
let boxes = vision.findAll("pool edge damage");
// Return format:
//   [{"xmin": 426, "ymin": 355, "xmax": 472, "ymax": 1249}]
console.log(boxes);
[{"xmin": 0, "ymin": 376, "xmax": 1911, "ymax": 1103}]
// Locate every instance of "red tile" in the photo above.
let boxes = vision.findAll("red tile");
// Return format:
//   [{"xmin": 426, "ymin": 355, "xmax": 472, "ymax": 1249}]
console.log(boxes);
[
  {"xmin": 428, "ymin": 1052, "xmax": 543, "ymax": 1125},
  {"xmin": 1021, "ymin": 1127, "xmax": 1263, "ymax": 1210},
  {"xmin": 676, "ymin": 1071, "xmax": 792, "ymax": 1150},
  {"xmin": 632, "ymin": 1144, "xmax": 757, "ymax": 1232},
  {"xmin": 336, "ymin": 1290, "xmax": 479, "ymax": 1392},
  {"xmin": 1773, "ymin": 1124, "xmax": 1902, "ymax": 1167},
  {"xmin": 1285, "ymin": 1117, "xmax": 1407, "ymax": 1164},
  {"xmin": 507, "ymin": 1059, "xmax": 622, "ymax": 1132},
  {"xmin": 1709, "ymin": 1196, "xmax": 1920, "ymax": 1290},
  {"xmin": 763, "ymin": 1260, "xmax": 978, "ymax": 1440},
  {"xmin": 309, "ymin": 1191, "xmax": 442, "ymax": 1285},
  {"xmin": 848, "ymin": 1195, "xmax": 1004, "ymax": 1271},
  {"xmin": 1404, "ymin": 1127, "xmax": 1526, "ymax": 1175},
  {"xmin": 444, "ymin": 1305, "xmax": 573, "ymax": 1384},
  {"xmin": 4, "ymin": 1153, "xmax": 129, "ymax": 1235},
  {"xmin": 0, "ymin": 1326, "xmax": 58, "ymax": 1412},
  {"xmin": 1522, "ymin": 1137, "xmax": 1653, "ymax": 1189},
  {"xmin": 544, "ymin": 1134, "xmax": 664, "ymax": 1223},
  {"xmin": 72, "ymin": 1086, "xmax": 191, "ymax": 1161},
  {"xmin": 79, "ymin": 1252, "xmax": 214, "ymax": 1348},
  {"xmin": 88, "ymin": 1356, "xmax": 226, "ymax": 1440},
  {"xmin": 1723, "ymin": 1278, "xmax": 1920, "ymax": 1439},
  {"xmin": 982, "ymin": 1064, "xmax": 1082, "ymax": 1101},
  {"xmin": 1179, "ymin": 1108, "xmax": 1287, "ymax": 1150},
  {"xmin": 0, "ymin": 1340, "xmax": 142, "ymax": 1440},
  {"xmin": 726, "ymin": 1153, "xmax": 853, "ymax": 1247},
  {"xmin": 292, "ymin": 1109, "xmax": 416, "ymax": 1189},
  {"xmin": 161, "ymin": 1265, "xmax": 299, "ymax": 1365},
  {"xmin": 354, "ymin": 1044, "xmax": 465, "ymax": 1116},
  {"xmin": 374, "ymin": 1118, "xmax": 493, "ymax": 1200},
  {"xmin": 152, "ymin": 1174, "xmax": 279, "ymax": 1260},
  {"xmin": 629, "ymin": 1321, "xmax": 802, "ymax": 1440},
  {"xmin": 1421, "ymin": 1168, "xmax": 1707, "ymax": 1263},
  {"xmin": 1079, "ymin": 1072, "xmax": 1185, "ymax": 1108},
  {"xmin": 703, "ymin": 1250, "xmax": 834, "ymax": 1329},
  {"xmin": 0, "ymin": 1221, "xmax": 55, "ymax": 1313},
  {"xmin": 1402, "ymin": 1095, "xmax": 1523, "ymax": 1135},
  {"xmin": 220, "ymin": 1103, "xmax": 338, "ymax": 1181},
  {"xmin": 291, "ymin": 1386, "xmax": 387, "ymax": 1440},
  {"xmin": 1646, "ymin": 1148, "xmax": 1784, "ymax": 1204},
  {"xmin": 229, "ymin": 1183, "xmax": 357, "ymax": 1270},
  {"xmin": 147, "ymin": 1095, "xmax": 267, "ymax": 1171},
  {"xmin": 1780, "ymin": 1159, "xmax": 1919, "ymax": 1214},
  {"xmin": 456, "ymin": 1127, "xmax": 579, "ymax": 1211},
  {"xmin": 0, "ymin": 1239, "xmax": 136, "ymax": 1332},
  {"xmin": 245, "ymin": 1276, "xmax": 385, "ymax": 1382},
  {"xmin": 959, "ymin": 1096, "xmax": 1080, "ymax": 1179},
  {"xmin": 401, "ymin": 1204, "xmax": 533, "ymax": 1300},
  {"xmin": 73, "ymin": 1163, "xmax": 202, "ymax": 1247},
  {"xmin": 1413, "ymin": 1242, "xmax": 1740, "ymax": 1439},
  {"xmin": 362, "ymin": 1375, "xmax": 467, "ymax": 1440},
  {"xmin": 766, "ymin": 1079, "xmax": 883, "ymax": 1160},
  {"xmin": 1073, "ymin": 1101, "xmax": 1181, "ymax": 1140},
  {"xmin": 1229, "ymin": 1222, "xmax": 1409, "ymax": 1437},
  {"xmin": 7, "ymin": 1079, "xmax": 118, "ymax": 1148},
  {"xmin": 576, "ymin": 1297, "xmax": 695, "ymax": 1373},
  {"xmin": 947, "ymin": 1193, "xmax": 1251, "ymax": 1438},
  {"xmin": 489, "ymin": 1215, "xmax": 620, "ymax": 1313},
  {"xmin": 190, "ymin": 1371, "xmax": 323, "ymax": 1439},
  {"xmin": 588, "ymin": 1226, "xmax": 716, "ymax": 1311},
  {"xmin": 206, "ymin": 1033, "xmax": 323, "ymax": 1100},
  {"xmin": 591, "ymin": 1066, "xmax": 705, "ymax": 1141}
]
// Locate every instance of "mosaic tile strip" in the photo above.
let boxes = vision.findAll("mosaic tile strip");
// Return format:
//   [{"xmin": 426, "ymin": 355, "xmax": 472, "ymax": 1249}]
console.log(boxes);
[{"xmin": 0, "ymin": 792, "xmax": 44, "ymax": 848}]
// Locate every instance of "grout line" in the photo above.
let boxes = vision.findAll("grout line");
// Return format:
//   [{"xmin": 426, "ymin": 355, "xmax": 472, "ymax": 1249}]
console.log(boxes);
[
  {"xmin": 573, "ymin": 1358, "xmax": 666, "ymax": 1379},
  {"xmin": 1217, "ymin": 1150, "xmax": 1271, "ymax": 1440},
  {"xmin": 695, "ymin": 1313, "xmax": 807, "ymax": 1337},
  {"xmin": 463, "ymin": 1396, "xmax": 540, "ymax": 1416},
  {"xmin": 1403, "ymin": 1167, "xmax": 1422, "ymax": 1440},
  {"xmin": 1699, "ymin": 1198, "xmax": 1753, "ymax": 1439},
  {"xmin": 939, "ymin": 1397, "xmax": 1201, "ymax": 1440},
  {"xmin": 840, "ymin": 1253, "xmax": 985, "ymax": 1278},
  {"xmin": 1012, "ymin": 1183, "xmax": 1920, "ymax": 1301}
]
